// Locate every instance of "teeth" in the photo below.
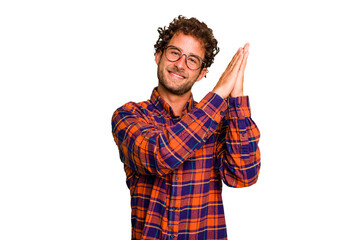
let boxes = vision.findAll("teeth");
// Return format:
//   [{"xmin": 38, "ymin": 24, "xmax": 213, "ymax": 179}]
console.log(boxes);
[{"xmin": 171, "ymin": 72, "xmax": 184, "ymax": 79}]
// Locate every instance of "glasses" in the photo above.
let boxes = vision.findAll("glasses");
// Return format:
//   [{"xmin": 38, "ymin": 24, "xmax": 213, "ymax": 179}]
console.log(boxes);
[{"xmin": 164, "ymin": 45, "xmax": 205, "ymax": 70}]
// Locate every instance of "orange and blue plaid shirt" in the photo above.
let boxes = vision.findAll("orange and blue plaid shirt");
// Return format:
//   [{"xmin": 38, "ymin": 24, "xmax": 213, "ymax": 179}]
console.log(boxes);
[{"xmin": 112, "ymin": 88, "xmax": 261, "ymax": 240}]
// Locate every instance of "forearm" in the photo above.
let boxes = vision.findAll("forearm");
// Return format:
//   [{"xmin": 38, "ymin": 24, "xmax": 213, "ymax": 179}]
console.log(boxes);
[
  {"xmin": 112, "ymin": 92, "xmax": 228, "ymax": 176},
  {"xmin": 218, "ymin": 95, "xmax": 261, "ymax": 187}
]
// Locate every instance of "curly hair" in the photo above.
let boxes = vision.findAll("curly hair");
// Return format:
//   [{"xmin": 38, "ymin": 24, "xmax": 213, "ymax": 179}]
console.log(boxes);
[{"xmin": 154, "ymin": 15, "xmax": 219, "ymax": 69}]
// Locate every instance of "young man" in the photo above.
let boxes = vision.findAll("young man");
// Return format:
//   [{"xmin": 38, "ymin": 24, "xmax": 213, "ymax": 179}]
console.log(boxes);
[{"xmin": 112, "ymin": 15, "xmax": 260, "ymax": 240}]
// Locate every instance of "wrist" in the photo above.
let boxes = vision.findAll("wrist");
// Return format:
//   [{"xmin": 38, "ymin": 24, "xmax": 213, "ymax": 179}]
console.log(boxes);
[
  {"xmin": 211, "ymin": 88, "xmax": 226, "ymax": 99},
  {"xmin": 230, "ymin": 90, "xmax": 243, "ymax": 97}
]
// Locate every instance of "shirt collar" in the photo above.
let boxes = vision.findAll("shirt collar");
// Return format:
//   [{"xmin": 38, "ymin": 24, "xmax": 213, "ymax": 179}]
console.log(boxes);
[{"xmin": 150, "ymin": 87, "xmax": 195, "ymax": 117}]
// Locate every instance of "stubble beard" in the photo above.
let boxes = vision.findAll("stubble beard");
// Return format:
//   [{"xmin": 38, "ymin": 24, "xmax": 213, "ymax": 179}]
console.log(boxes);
[{"xmin": 157, "ymin": 66, "xmax": 200, "ymax": 96}]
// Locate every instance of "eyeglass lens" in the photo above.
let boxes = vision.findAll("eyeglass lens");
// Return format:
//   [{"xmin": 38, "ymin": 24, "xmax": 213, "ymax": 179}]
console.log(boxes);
[{"xmin": 165, "ymin": 47, "xmax": 202, "ymax": 70}]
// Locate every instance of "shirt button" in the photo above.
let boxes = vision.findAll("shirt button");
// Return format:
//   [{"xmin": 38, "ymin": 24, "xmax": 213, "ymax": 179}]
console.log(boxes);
[
  {"xmin": 237, "ymin": 104, "xmax": 241, "ymax": 108},
  {"xmin": 175, "ymin": 176, "xmax": 179, "ymax": 181},
  {"xmin": 171, "ymin": 234, "xmax": 175, "ymax": 238}
]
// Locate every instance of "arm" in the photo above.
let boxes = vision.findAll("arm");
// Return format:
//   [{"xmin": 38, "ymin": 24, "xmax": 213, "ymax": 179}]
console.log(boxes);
[
  {"xmin": 112, "ymin": 93, "xmax": 227, "ymax": 177},
  {"xmin": 216, "ymin": 96, "xmax": 261, "ymax": 187},
  {"xmin": 213, "ymin": 43, "xmax": 261, "ymax": 187}
]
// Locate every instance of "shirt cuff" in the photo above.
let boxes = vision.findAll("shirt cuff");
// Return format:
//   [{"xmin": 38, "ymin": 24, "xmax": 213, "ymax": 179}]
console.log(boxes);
[{"xmin": 226, "ymin": 96, "xmax": 251, "ymax": 118}]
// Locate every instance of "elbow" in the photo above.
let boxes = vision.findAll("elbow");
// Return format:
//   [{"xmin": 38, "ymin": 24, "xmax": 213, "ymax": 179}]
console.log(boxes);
[
  {"xmin": 242, "ymin": 159, "xmax": 261, "ymax": 187},
  {"xmin": 222, "ymin": 160, "xmax": 261, "ymax": 188},
  {"xmin": 242, "ymin": 171, "xmax": 260, "ymax": 188},
  {"xmin": 153, "ymin": 155, "xmax": 184, "ymax": 177}
]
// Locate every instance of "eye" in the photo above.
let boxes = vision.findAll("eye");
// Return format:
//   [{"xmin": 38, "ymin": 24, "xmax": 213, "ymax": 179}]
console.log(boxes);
[
  {"xmin": 168, "ymin": 48, "xmax": 181, "ymax": 56},
  {"xmin": 188, "ymin": 56, "xmax": 200, "ymax": 64},
  {"xmin": 171, "ymin": 51, "xmax": 180, "ymax": 56}
]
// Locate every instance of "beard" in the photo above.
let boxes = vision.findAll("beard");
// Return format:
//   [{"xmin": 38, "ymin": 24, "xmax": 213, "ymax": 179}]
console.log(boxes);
[{"xmin": 157, "ymin": 66, "xmax": 199, "ymax": 96}]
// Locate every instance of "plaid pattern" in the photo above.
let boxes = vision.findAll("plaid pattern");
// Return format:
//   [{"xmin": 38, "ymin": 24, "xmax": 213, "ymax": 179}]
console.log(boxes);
[{"xmin": 112, "ymin": 88, "xmax": 261, "ymax": 240}]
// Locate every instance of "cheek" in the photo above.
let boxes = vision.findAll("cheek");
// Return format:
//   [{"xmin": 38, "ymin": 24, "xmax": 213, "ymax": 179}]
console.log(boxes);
[
  {"xmin": 190, "ymin": 71, "xmax": 201, "ymax": 81},
  {"xmin": 157, "ymin": 56, "xmax": 169, "ymax": 70}
]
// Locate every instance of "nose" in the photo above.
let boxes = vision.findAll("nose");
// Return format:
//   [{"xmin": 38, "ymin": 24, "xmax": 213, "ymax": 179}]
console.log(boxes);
[{"xmin": 174, "ymin": 54, "xmax": 187, "ymax": 70}]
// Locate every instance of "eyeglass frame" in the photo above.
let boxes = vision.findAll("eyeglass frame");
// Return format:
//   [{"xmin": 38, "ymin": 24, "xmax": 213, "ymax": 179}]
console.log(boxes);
[{"xmin": 163, "ymin": 45, "xmax": 206, "ymax": 70}]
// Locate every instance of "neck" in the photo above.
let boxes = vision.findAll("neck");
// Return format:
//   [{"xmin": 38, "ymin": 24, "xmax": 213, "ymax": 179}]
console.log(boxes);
[{"xmin": 157, "ymin": 85, "xmax": 191, "ymax": 117}]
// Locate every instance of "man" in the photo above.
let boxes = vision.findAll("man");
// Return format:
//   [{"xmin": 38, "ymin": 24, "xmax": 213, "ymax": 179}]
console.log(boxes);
[{"xmin": 112, "ymin": 15, "xmax": 260, "ymax": 240}]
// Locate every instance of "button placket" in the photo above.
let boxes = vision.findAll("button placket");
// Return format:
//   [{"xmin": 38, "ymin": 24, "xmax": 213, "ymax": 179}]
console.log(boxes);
[{"xmin": 168, "ymin": 173, "xmax": 181, "ymax": 239}]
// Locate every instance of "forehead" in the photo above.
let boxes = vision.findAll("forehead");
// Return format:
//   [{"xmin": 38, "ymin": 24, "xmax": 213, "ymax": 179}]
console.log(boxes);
[{"xmin": 168, "ymin": 32, "xmax": 205, "ymax": 58}]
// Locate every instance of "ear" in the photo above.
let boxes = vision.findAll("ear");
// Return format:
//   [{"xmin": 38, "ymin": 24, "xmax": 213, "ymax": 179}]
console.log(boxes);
[
  {"xmin": 155, "ymin": 50, "xmax": 162, "ymax": 65},
  {"xmin": 196, "ymin": 68, "xmax": 208, "ymax": 82}
]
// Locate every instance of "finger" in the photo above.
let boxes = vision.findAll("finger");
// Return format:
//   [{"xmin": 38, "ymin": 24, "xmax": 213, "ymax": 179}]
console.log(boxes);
[
  {"xmin": 231, "ymin": 47, "xmax": 244, "ymax": 72},
  {"xmin": 239, "ymin": 50, "xmax": 249, "ymax": 74},
  {"xmin": 243, "ymin": 42, "xmax": 250, "ymax": 53},
  {"xmin": 226, "ymin": 47, "xmax": 242, "ymax": 71}
]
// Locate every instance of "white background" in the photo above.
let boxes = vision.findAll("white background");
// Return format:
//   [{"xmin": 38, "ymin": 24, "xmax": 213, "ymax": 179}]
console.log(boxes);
[{"xmin": 1, "ymin": 0, "xmax": 359, "ymax": 239}]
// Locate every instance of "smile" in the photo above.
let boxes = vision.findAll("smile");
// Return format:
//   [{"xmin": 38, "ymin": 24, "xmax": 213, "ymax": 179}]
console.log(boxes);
[{"xmin": 169, "ymin": 71, "xmax": 186, "ymax": 79}]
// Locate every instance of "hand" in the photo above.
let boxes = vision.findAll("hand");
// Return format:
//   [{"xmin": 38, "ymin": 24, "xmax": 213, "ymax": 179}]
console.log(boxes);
[
  {"xmin": 230, "ymin": 43, "xmax": 249, "ymax": 97},
  {"xmin": 212, "ymin": 43, "xmax": 250, "ymax": 99}
]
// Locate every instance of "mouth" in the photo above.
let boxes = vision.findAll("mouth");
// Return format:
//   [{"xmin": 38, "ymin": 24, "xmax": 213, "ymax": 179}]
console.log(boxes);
[{"xmin": 168, "ymin": 70, "xmax": 186, "ymax": 80}]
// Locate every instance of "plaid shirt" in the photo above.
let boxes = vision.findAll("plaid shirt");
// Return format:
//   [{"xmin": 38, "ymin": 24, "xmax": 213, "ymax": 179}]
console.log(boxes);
[{"xmin": 112, "ymin": 88, "xmax": 261, "ymax": 240}]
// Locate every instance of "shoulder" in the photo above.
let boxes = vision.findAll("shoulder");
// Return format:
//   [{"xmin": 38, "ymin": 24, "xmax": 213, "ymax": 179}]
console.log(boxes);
[{"xmin": 112, "ymin": 100, "xmax": 154, "ymax": 121}]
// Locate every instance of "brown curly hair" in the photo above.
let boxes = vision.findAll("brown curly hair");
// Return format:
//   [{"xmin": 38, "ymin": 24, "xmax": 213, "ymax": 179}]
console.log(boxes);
[{"xmin": 154, "ymin": 15, "xmax": 219, "ymax": 69}]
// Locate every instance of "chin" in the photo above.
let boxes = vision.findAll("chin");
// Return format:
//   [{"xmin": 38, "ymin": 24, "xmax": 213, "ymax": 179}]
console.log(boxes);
[{"xmin": 159, "ymin": 81, "xmax": 192, "ymax": 96}]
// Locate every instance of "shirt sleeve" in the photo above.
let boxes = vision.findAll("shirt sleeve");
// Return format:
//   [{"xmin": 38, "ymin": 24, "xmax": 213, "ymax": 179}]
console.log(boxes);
[
  {"xmin": 216, "ymin": 96, "xmax": 261, "ymax": 188},
  {"xmin": 112, "ymin": 92, "xmax": 228, "ymax": 177}
]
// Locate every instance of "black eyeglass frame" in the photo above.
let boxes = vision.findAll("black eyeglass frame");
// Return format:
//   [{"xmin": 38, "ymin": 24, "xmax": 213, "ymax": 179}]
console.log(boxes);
[{"xmin": 163, "ymin": 45, "xmax": 205, "ymax": 70}]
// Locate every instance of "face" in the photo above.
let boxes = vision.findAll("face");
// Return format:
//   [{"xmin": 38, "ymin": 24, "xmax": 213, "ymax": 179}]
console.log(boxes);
[{"xmin": 155, "ymin": 32, "xmax": 207, "ymax": 96}]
